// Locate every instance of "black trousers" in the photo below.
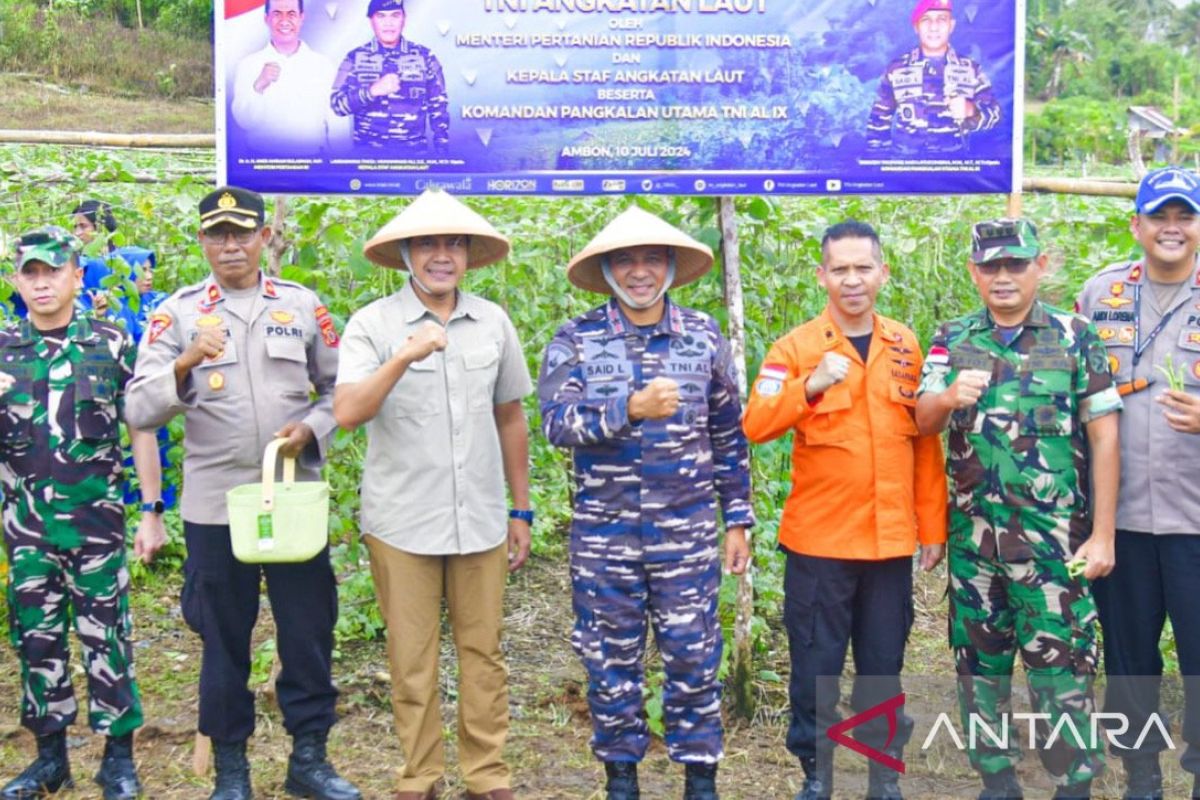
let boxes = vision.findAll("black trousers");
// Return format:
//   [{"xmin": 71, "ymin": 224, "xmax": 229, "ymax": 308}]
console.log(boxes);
[
  {"xmin": 1093, "ymin": 530, "xmax": 1200, "ymax": 773},
  {"xmin": 182, "ymin": 521, "xmax": 339, "ymax": 743},
  {"xmin": 784, "ymin": 550, "xmax": 915, "ymax": 761}
]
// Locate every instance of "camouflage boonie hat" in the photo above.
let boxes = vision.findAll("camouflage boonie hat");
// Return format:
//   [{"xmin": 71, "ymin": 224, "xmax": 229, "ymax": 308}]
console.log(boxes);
[
  {"xmin": 14, "ymin": 226, "xmax": 81, "ymax": 270},
  {"xmin": 970, "ymin": 218, "xmax": 1040, "ymax": 264}
]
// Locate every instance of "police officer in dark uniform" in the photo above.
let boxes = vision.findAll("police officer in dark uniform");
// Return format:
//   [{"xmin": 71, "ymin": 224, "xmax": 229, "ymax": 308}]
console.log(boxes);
[
  {"xmin": 330, "ymin": 0, "xmax": 450, "ymax": 154},
  {"xmin": 125, "ymin": 188, "xmax": 358, "ymax": 800}
]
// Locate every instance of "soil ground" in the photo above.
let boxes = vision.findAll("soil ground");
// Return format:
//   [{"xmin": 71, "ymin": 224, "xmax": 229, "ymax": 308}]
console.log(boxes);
[
  {"xmin": 0, "ymin": 556, "xmax": 1190, "ymax": 799},
  {"xmin": 0, "ymin": 74, "xmax": 212, "ymax": 135}
]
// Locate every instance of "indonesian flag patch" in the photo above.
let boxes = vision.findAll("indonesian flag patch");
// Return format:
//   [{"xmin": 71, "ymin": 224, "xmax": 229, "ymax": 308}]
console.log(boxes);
[
  {"xmin": 754, "ymin": 363, "xmax": 789, "ymax": 397},
  {"xmin": 926, "ymin": 345, "xmax": 950, "ymax": 366}
]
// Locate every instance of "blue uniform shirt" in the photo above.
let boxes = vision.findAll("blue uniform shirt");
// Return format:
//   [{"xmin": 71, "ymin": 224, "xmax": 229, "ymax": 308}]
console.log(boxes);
[{"xmin": 539, "ymin": 296, "xmax": 754, "ymax": 563}]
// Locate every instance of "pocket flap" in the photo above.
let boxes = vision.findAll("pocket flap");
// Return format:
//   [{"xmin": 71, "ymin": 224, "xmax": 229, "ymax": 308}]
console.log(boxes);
[
  {"xmin": 464, "ymin": 344, "xmax": 500, "ymax": 370},
  {"xmin": 265, "ymin": 337, "xmax": 307, "ymax": 363}
]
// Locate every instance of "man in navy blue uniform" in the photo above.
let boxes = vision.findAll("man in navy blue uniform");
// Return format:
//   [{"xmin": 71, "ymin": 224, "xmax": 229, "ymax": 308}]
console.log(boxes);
[{"xmin": 539, "ymin": 207, "xmax": 754, "ymax": 800}]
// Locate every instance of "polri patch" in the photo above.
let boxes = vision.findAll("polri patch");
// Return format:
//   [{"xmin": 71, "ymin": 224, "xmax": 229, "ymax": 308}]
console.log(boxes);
[{"xmin": 146, "ymin": 313, "xmax": 172, "ymax": 345}]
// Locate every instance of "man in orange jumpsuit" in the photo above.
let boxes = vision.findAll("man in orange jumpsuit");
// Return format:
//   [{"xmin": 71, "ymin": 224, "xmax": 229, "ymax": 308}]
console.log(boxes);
[{"xmin": 743, "ymin": 220, "xmax": 947, "ymax": 800}]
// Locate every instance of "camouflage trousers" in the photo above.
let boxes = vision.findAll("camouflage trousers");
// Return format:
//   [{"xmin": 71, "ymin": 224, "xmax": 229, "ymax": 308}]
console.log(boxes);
[
  {"xmin": 4, "ymin": 539, "xmax": 143, "ymax": 736},
  {"xmin": 949, "ymin": 543, "xmax": 1102, "ymax": 786},
  {"xmin": 570, "ymin": 553, "xmax": 723, "ymax": 764}
]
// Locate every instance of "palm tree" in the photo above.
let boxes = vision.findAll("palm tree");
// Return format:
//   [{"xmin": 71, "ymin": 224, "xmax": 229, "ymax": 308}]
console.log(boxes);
[{"xmin": 1030, "ymin": 22, "xmax": 1093, "ymax": 100}]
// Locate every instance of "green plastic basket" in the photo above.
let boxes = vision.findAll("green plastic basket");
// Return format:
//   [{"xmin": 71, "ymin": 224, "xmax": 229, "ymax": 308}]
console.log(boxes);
[{"xmin": 227, "ymin": 438, "xmax": 329, "ymax": 564}]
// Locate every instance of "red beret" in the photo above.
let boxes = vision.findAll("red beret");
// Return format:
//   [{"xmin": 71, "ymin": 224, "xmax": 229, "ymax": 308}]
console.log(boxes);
[{"xmin": 911, "ymin": 0, "xmax": 952, "ymax": 25}]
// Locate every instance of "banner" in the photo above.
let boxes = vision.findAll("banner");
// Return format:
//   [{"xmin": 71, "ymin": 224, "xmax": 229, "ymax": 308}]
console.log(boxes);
[{"xmin": 215, "ymin": 0, "xmax": 1023, "ymax": 195}]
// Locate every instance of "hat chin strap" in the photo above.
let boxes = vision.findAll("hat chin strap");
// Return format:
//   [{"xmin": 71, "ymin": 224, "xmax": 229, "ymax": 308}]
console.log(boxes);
[
  {"xmin": 399, "ymin": 240, "xmax": 438, "ymax": 296},
  {"xmin": 601, "ymin": 250, "xmax": 676, "ymax": 310}
]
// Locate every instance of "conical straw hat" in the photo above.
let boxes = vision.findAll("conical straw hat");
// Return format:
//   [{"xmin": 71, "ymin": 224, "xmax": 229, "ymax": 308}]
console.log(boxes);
[
  {"xmin": 363, "ymin": 189, "xmax": 509, "ymax": 270},
  {"xmin": 566, "ymin": 206, "xmax": 713, "ymax": 293}
]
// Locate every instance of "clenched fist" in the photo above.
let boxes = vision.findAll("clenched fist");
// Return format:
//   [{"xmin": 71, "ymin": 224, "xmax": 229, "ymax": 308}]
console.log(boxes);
[
  {"xmin": 947, "ymin": 368, "xmax": 991, "ymax": 409},
  {"xmin": 254, "ymin": 62, "xmax": 282, "ymax": 93},
  {"xmin": 806, "ymin": 352, "xmax": 851, "ymax": 398},
  {"xmin": 178, "ymin": 327, "xmax": 228, "ymax": 373},
  {"xmin": 401, "ymin": 320, "xmax": 448, "ymax": 364},
  {"xmin": 369, "ymin": 73, "xmax": 400, "ymax": 98},
  {"xmin": 629, "ymin": 376, "xmax": 680, "ymax": 421}
]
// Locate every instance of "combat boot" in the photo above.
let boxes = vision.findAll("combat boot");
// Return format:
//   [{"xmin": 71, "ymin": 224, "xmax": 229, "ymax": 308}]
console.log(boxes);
[
  {"xmin": 977, "ymin": 766, "xmax": 1023, "ymax": 800},
  {"xmin": 284, "ymin": 730, "xmax": 361, "ymax": 800},
  {"xmin": 210, "ymin": 739, "xmax": 252, "ymax": 800},
  {"xmin": 867, "ymin": 758, "xmax": 903, "ymax": 800},
  {"xmin": 95, "ymin": 733, "xmax": 142, "ymax": 799},
  {"xmin": 1, "ymin": 730, "xmax": 73, "ymax": 798},
  {"xmin": 683, "ymin": 763, "xmax": 717, "ymax": 800},
  {"xmin": 1052, "ymin": 779, "xmax": 1090, "ymax": 800},
  {"xmin": 604, "ymin": 761, "xmax": 639, "ymax": 800},
  {"xmin": 794, "ymin": 756, "xmax": 832, "ymax": 800},
  {"xmin": 1121, "ymin": 754, "xmax": 1162, "ymax": 800}
]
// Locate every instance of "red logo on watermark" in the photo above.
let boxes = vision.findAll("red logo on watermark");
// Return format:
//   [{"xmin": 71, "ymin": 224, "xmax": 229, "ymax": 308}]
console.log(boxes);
[{"xmin": 825, "ymin": 693, "xmax": 906, "ymax": 773}]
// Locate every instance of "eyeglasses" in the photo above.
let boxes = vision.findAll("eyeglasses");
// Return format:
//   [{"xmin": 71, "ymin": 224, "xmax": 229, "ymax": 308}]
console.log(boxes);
[
  {"xmin": 975, "ymin": 259, "xmax": 1034, "ymax": 276},
  {"xmin": 201, "ymin": 228, "xmax": 259, "ymax": 246}
]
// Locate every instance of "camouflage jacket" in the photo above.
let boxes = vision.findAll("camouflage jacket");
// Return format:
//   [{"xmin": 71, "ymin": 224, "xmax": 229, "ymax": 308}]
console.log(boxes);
[
  {"xmin": 539, "ymin": 297, "xmax": 754, "ymax": 563},
  {"xmin": 866, "ymin": 46, "xmax": 1001, "ymax": 153},
  {"xmin": 330, "ymin": 37, "xmax": 449, "ymax": 149},
  {"xmin": 917, "ymin": 302, "xmax": 1122, "ymax": 562},
  {"xmin": 0, "ymin": 314, "xmax": 134, "ymax": 547}
]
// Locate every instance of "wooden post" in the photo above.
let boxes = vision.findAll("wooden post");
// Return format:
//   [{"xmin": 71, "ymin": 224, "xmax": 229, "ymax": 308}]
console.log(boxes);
[
  {"xmin": 1006, "ymin": 191, "xmax": 1023, "ymax": 218},
  {"xmin": 718, "ymin": 196, "xmax": 755, "ymax": 718},
  {"xmin": 192, "ymin": 733, "xmax": 211, "ymax": 776},
  {"xmin": 267, "ymin": 195, "xmax": 289, "ymax": 277}
]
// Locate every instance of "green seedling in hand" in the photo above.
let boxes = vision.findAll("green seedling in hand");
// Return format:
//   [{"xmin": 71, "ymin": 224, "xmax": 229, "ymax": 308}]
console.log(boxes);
[{"xmin": 1156, "ymin": 354, "xmax": 1187, "ymax": 392}]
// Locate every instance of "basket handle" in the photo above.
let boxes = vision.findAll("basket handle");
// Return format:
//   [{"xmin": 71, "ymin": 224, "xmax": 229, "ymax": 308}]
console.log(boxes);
[{"xmin": 260, "ymin": 437, "xmax": 297, "ymax": 513}]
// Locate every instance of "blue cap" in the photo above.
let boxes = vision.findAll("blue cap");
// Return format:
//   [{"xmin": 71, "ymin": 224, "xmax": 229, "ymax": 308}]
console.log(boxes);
[
  {"xmin": 1135, "ymin": 167, "xmax": 1200, "ymax": 214},
  {"xmin": 367, "ymin": 0, "xmax": 403, "ymax": 15}
]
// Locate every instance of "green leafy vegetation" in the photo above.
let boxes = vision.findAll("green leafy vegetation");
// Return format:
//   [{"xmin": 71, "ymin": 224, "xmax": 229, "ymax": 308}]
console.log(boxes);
[{"xmin": 0, "ymin": 144, "xmax": 1145, "ymax": 653}]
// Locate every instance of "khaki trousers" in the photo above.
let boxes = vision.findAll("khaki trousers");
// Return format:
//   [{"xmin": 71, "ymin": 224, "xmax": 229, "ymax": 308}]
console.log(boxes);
[{"xmin": 365, "ymin": 536, "xmax": 512, "ymax": 794}]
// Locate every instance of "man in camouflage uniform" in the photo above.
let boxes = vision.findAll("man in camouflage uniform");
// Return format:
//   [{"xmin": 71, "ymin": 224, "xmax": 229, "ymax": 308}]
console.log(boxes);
[
  {"xmin": 916, "ymin": 219, "xmax": 1122, "ymax": 800},
  {"xmin": 866, "ymin": 0, "xmax": 1001, "ymax": 155},
  {"xmin": 1, "ymin": 227, "xmax": 166, "ymax": 800},
  {"xmin": 125, "ymin": 187, "xmax": 358, "ymax": 800},
  {"xmin": 330, "ymin": 0, "xmax": 449, "ymax": 154},
  {"xmin": 1076, "ymin": 167, "xmax": 1200, "ymax": 800},
  {"xmin": 538, "ymin": 207, "xmax": 754, "ymax": 800}
]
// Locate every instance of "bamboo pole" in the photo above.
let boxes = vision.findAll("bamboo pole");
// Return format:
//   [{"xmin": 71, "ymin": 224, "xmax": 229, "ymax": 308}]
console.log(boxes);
[
  {"xmin": 1021, "ymin": 176, "xmax": 1137, "ymax": 198},
  {"xmin": 718, "ymin": 195, "xmax": 756, "ymax": 718},
  {"xmin": 0, "ymin": 130, "xmax": 214, "ymax": 148}
]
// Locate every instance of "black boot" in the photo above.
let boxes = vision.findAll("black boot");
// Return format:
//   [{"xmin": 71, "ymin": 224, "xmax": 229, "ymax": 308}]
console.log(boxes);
[
  {"xmin": 794, "ymin": 756, "xmax": 832, "ymax": 800},
  {"xmin": 1, "ymin": 730, "xmax": 73, "ymax": 798},
  {"xmin": 978, "ymin": 767, "xmax": 1023, "ymax": 800},
  {"xmin": 604, "ymin": 761, "xmax": 639, "ymax": 800},
  {"xmin": 867, "ymin": 759, "xmax": 903, "ymax": 800},
  {"xmin": 284, "ymin": 730, "xmax": 361, "ymax": 800},
  {"xmin": 1052, "ymin": 779, "xmax": 1090, "ymax": 800},
  {"xmin": 683, "ymin": 763, "xmax": 718, "ymax": 800},
  {"xmin": 95, "ymin": 734, "xmax": 142, "ymax": 799},
  {"xmin": 210, "ymin": 739, "xmax": 252, "ymax": 800},
  {"xmin": 1122, "ymin": 754, "xmax": 1162, "ymax": 800}
]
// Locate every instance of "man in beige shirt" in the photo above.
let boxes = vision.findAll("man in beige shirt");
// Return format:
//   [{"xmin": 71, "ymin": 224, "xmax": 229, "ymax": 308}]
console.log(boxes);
[{"xmin": 334, "ymin": 189, "xmax": 531, "ymax": 800}]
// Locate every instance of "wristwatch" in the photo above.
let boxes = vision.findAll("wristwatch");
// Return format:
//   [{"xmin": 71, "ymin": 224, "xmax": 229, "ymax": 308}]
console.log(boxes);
[
  {"xmin": 140, "ymin": 499, "xmax": 165, "ymax": 515},
  {"xmin": 508, "ymin": 509, "xmax": 534, "ymax": 524}
]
